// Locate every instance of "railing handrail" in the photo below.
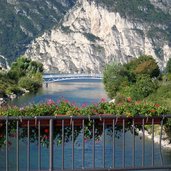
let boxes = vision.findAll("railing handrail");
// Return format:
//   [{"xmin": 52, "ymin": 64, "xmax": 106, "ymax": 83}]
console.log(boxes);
[
  {"xmin": 1, "ymin": 114, "xmax": 171, "ymax": 170},
  {"xmin": 0, "ymin": 114, "xmax": 171, "ymax": 120}
]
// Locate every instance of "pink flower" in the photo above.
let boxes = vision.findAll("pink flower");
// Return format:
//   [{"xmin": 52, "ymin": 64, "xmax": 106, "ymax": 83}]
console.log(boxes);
[
  {"xmin": 47, "ymin": 99, "xmax": 55, "ymax": 105},
  {"xmin": 64, "ymin": 99, "xmax": 69, "ymax": 103},
  {"xmin": 71, "ymin": 102, "xmax": 76, "ymax": 106},
  {"xmin": 44, "ymin": 135, "xmax": 49, "ymax": 139},
  {"xmin": 101, "ymin": 98, "xmax": 106, "ymax": 102},
  {"xmin": 82, "ymin": 103, "xmax": 87, "ymax": 108},
  {"xmin": 57, "ymin": 99, "xmax": 61, "ymax": 103}
]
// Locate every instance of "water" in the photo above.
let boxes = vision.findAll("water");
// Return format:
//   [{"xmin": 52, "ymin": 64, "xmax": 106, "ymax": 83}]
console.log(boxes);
[
  {"xmin": 11, "ymin": 80, "xmax": 108, "ymax": 106},
  {"xmin": 1, "ymin": 80, "xmax": 171, "ymax": 170}
]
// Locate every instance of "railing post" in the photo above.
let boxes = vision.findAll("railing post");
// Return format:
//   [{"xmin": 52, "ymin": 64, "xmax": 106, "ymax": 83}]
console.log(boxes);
[
  {"xmin": 27, "ymin": 120, "xmax": 30, "ymax": 171},
  {"xmin": 38, "ymin": 120, "xmax": 41, "ymax": 171},
  {"xmin": 49, "ymin": 119, "xmax": 54, "ymax": 171},
  {"xmin": 6, "ymin": 117, "xmax": 8, "ymax": 171},
  {"xmin": 16, "ymin": 120, "xmax": 19, "ymax": 171}
]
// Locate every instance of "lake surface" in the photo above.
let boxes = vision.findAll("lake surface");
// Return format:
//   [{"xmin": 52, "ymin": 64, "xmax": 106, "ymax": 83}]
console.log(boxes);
[
  {"xmin": 11, "ymin": 80, "xmax": 108, "ymax": 106},
  {"xmin": 1, "ymin": 80, "xmax": 171, "ymax": 170}
]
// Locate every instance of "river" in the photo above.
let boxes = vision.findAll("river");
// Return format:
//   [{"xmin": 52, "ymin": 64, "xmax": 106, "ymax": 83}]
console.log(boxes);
[{"xmin": 1, "ymin": 80, "xmax": 171, "ymax": 170}]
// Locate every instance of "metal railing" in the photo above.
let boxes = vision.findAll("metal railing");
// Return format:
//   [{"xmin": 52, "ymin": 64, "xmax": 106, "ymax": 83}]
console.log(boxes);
[
  {"xmin": 43, "ymin": 74, "xmax": 103, "ymax": 83},
  {"xmin": 0, "ymin": 115, "xmax": 171, "ymax": 171}
]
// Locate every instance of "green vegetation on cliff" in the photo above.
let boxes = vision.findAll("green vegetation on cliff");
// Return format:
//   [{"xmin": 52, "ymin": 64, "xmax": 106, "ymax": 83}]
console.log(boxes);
[
  {"xmin": 0, "ymin": 0, "xmax": 76, "ymax": 61},
  {"xmin": 96, "ymin": 0, "xmax": 171, "ymax": 47}
]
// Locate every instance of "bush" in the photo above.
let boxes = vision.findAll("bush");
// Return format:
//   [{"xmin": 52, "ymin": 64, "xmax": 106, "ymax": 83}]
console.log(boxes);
[
  {"xmin": 18, "ymin": 75, "xmax": 42, "ymax": 92},
  {"xmin": 125, "ymin": 55, "xmax": 160, "ymax": 78},
  {"xmin": 103, "ymin": 63, "xmax": 135, "ymax": 98},
  {"xmin": 166, "ymin": 58, "xmax": 171, "ymax": 73},
  {"xmin": 5, "ymin": 85, "xmax": 24, "ymax": 96},
  {"xmin": 131, "ymin": 75, "xmax": 158, "ymax": 100},
  {"xmin": 103, "ymin": 55, "xmax": 160, "ymax": 99},
  {"xmin": 147, "ymin": 82, "xmax": 171, "ymax": 113}
]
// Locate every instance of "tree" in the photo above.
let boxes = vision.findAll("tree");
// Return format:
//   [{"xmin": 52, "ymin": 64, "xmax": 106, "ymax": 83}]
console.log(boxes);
[
  {"xmin": 125, "ymin": 55, "xmax": 160, "ymax": 78},
  {"xmin": 131, "ymin": 74, "xmax": 158, "ymax": 100},
  {"xmin": 166, "ymin": 58, "xmax": 171, "ymax": 73},
  {"xmin": 103, "ymin": 63, "xmax": 135, "ymax": 98},
  {"xmin": 103, "ymin": 55, "xmax": 160, "ymax": 99}
]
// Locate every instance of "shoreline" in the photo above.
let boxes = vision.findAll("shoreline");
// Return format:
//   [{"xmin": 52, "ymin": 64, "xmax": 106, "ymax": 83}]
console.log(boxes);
[{"xmin": 139, "ymin": 129, "xmax": 171, "ymax": 149}]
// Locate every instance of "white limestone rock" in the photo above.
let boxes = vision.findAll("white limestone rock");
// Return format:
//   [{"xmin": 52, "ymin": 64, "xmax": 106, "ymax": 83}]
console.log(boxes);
[{"xmin": 25, "ymin": 0, "xmax": 171, "ymax": 73}]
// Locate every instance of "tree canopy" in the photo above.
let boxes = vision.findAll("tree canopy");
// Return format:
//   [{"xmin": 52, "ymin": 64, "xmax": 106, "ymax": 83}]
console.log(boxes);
[
  {"xmin": 103, "ymin": 55, "xmax": 160, "ymax": 100},
  {"xmin": 0, "ymin": 56, "xmax": 43, "ymax": 97}
]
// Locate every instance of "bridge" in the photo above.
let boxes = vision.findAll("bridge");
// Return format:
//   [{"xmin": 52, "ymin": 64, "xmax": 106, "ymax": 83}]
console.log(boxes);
[{"xmin": 43, "ymin": 74, "xmax": 103, "ymax": 83}]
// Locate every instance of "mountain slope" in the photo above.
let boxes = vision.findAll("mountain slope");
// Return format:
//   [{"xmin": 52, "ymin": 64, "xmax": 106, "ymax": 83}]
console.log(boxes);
[
  {"xmin": 25, "ymin": 0, "xmax": 171, "ymax": 73},
  {"xmin": 0, "ymin": 0, "xmax": 76, "ymax": 61}
]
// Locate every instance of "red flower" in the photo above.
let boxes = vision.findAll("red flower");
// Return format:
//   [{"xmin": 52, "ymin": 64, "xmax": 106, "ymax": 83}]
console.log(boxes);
[
  {"xmin": 135, "ymin": 101, "xmax": 141, "ymax": 105},
  {"xmin": 150, "ymin": 109, "xmax": 156, "ymax": 113},
  {"xmin": 155, "ymin": 104, "xmax": 160, "ymax": 108},
  {"xmin": 127, "ymin": 97, "xmax": 132, "ymax": 102},
  {"xmin": 44, "ymin": 128, "xmax": 49, "ymax": 133}
]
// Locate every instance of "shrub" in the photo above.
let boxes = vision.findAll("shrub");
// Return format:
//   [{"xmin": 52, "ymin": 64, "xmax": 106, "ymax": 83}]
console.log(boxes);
[
  {"xmin": 18, "ymin": 76, "xmax": 42, "ymax": 92},
  {"xmin": 103, "ymin": 55, "xmax": 160, "ymax": 99},
  {"xmin": 125, "ymin": 55, "xmax": 160, "ymax": 78},
  {"xmin": 131, "ymin": 74, "xmax": 158, "ymax": 100},
  {"xmin": 103, "ymin": 63, "xmax": 135, "ymax": 98},
  {"xmin": 166, "ymin": 58, "xmax": 171, "ymax": 73},
  {"xmin": 0, "ymin": 98, "xmax": 168, "ymax": 117}
]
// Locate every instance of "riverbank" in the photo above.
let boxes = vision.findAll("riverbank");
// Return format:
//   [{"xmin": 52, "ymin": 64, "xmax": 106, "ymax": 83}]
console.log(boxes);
[
  {"xmin": 0, "ymin": 87, "xmax": 30, "ymax": 107},
  {"xmin": 139, "ymin": 127, "xmax": 171, "ymax": 149}
]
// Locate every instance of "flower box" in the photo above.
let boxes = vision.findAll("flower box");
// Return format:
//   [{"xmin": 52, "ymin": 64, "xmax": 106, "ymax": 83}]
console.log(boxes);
[{"xmin": 18, "ymin": 115, "xmax": 162, "ymax": 128}]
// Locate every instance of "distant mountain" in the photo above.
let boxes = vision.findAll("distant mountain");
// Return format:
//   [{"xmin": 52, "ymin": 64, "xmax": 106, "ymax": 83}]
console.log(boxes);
[
  {"xmin": 0, "ymin": 0, "xmax": 76, "ymax": 61},
  {"xmin": 1, "ymin": 0, "xmax": 171, "ymax": 73},
  {"xmin": 25, "ymin": 0, "xmax": 171, "ymax": 73}
]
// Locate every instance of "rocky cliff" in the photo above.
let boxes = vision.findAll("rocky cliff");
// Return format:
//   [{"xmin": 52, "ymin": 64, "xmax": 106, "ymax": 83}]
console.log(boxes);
[
  {"xmin": 0, "ymin": 0, "xmax": 76, "ymax": 61},
  {"xmin": 25, "ymin": 0, "xmax": 171, "ymax": 73}
]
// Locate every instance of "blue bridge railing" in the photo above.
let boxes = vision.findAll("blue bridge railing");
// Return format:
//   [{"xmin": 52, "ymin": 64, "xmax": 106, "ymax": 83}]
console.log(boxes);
[{"xmin": 43, "ymin": 74, "xmax": 103, "ymax": 83}]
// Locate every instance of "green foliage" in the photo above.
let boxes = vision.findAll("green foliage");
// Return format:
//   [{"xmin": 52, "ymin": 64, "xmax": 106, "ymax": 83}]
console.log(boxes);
[
  {"xmin": 9, "ymin": 57, "xmax": 43, "ymax": 78},
  {"xmin": 103, "ymin": 55, "xmax": 160, "ymax": 99},
  {"xmin": 166, "ymin": 58, "xmax": 171, "ymax": 73},
  {"xmin": 0, "ymin": 56, "xmax": 43, "ymax": 97},
  {"xmin": 96, "ymin": 0, "xmax": 171, "ymax": 23},
  {"xmin": 125, "ymin": 55, "xmax": 160, "ymax": 78},
  {"xmin": 0, "ymin": 98, "xmax": 168, "ymax": 117},
  {"xmin": 18, "ymin": 76, "xmax": 41, "ymax": 92},
  {"xmin": 0, "ymin": 98, "xmax": 168, "ymax": 148},
  {"xmin": 96, "ymin": 0, "xmax": 171, "ymax": 63},
  {"xmin": 131, "ymin": 75, "xmax": 158, "ymax": 100},
  {"xmin": 146, "ymin": 82, "xmax": 171, "ymax": 112},
  {"xmin": 0, "ymin": 0, "xmax": 76, "ymax": 61},
  {"xmin": 103, "ymin": 63, "xmax": 135, "ymax": 98}
]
